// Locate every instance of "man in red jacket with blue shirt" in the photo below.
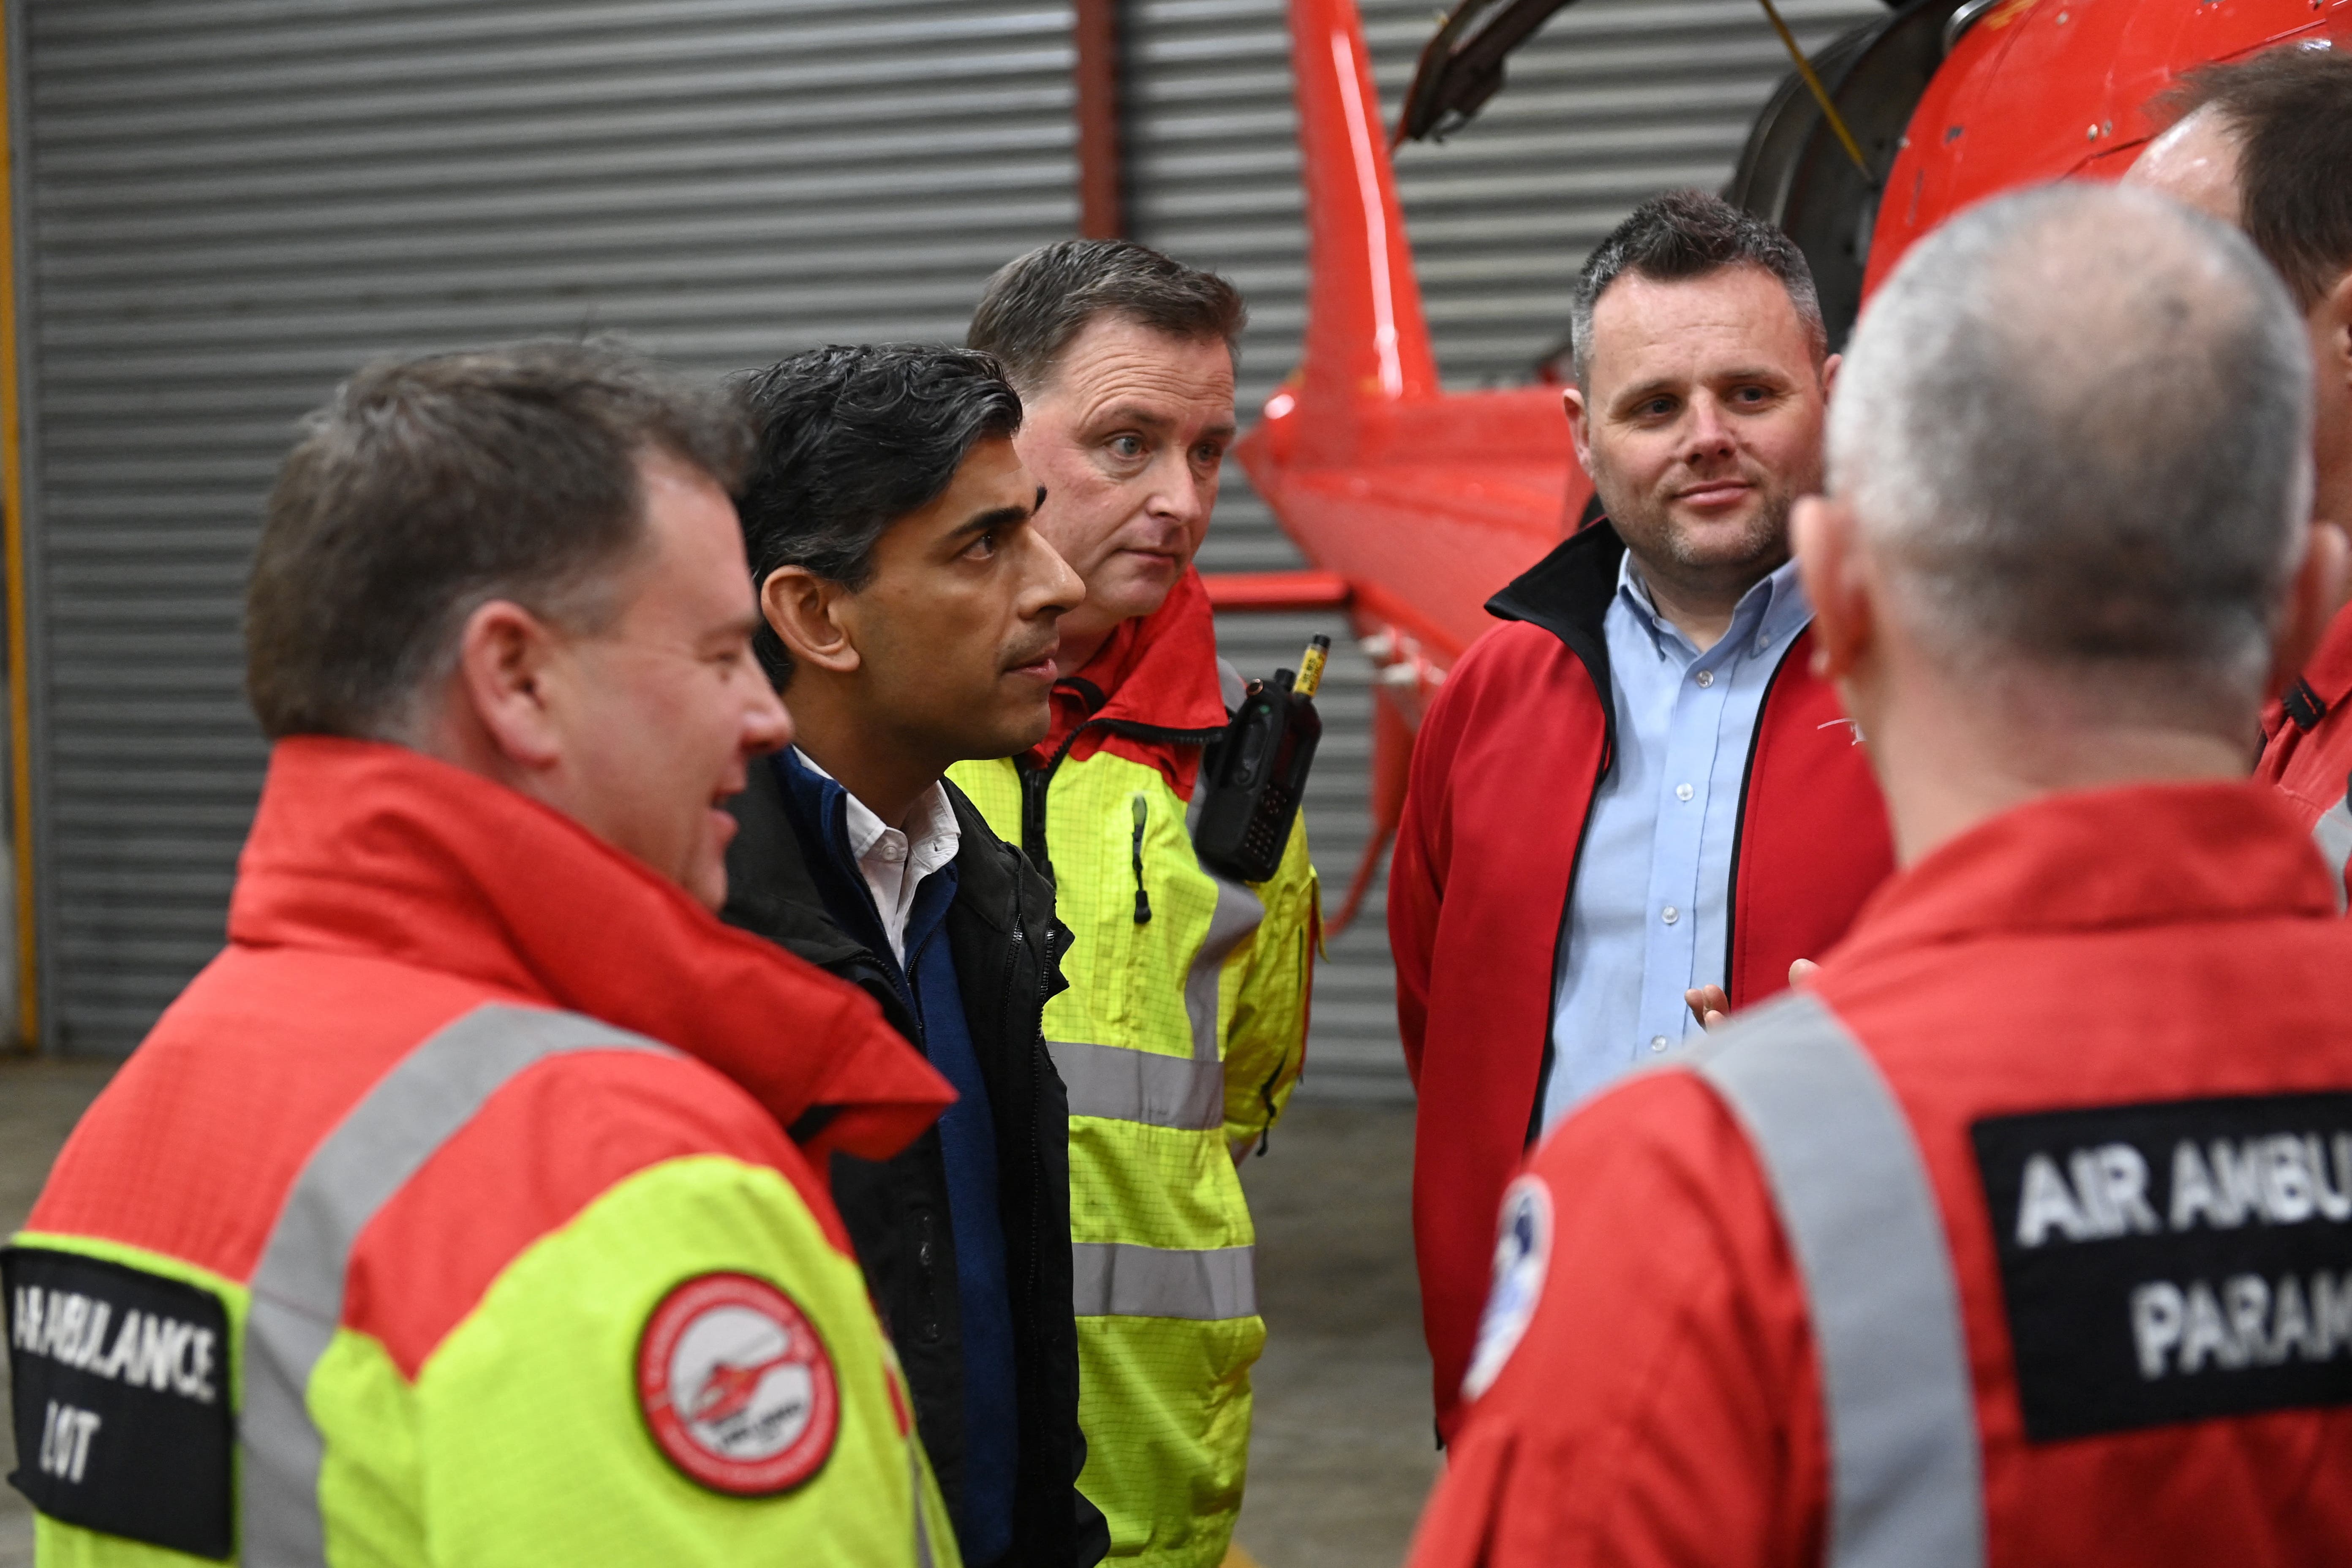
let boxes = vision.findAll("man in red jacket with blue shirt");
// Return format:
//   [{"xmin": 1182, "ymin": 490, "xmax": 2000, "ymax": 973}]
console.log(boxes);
[
  {"xmin": 1410, "ymin": 181, "xmax": 2352, "ymax": 1568},
  {"xmin": 1388, "ymin": 189, "xmax": 1893, "ymax": 1440}
]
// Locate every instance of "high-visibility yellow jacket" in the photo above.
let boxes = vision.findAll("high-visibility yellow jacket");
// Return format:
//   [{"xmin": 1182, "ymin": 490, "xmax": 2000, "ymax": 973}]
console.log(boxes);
[
  {"xmin": 950, "ymin": 572, "xmax": 1317, "ymax": 1568},
  {"xmin": 5, "ymin": 739, "xmax": 959, "ymax": 1567}
]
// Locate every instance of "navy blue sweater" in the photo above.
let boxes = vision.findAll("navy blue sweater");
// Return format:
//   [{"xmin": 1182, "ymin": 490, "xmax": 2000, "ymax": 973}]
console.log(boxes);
[{"xmin": 775, "ymin": 750, "xmax": 1021, "ymax": 1565}]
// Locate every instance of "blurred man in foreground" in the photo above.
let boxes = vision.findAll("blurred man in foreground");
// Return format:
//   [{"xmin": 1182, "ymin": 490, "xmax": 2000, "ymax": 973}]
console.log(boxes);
[
  {"xmin": 1409, "ymin": 185, "xmax": 2352, "ymax": 1567},
  {"xmin": 955, "ymin": 240, "xmax": 1318, "ymax": 1568},
  {"xmin": 5, "ymin": 343, "xmax": 958, "ymax": 1564},
  {"xmin": 719, "ymin": 344, "xmax": 1104, "ymax": 1568},
  {"xmin": 2127, "ymin": 46, "xmax": 2352, "ymax": 898},
  {"xmin": 1387, "ymin": 190, "xmax": 1892, "ymax": 1440}
]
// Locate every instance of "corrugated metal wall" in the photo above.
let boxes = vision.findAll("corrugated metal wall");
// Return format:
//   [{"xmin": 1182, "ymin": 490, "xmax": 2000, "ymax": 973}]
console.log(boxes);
[
  {"xmin": 11, "ymin": 0, "xmax": 1884, "ymax": 1067},
  {"xmin": 1135, "ymin": 0, "xmax": 1887, "ymax": 1100},
  {"xmin": 12, "ymin": 0, "xmax": 1081, "ymax": 1051}
]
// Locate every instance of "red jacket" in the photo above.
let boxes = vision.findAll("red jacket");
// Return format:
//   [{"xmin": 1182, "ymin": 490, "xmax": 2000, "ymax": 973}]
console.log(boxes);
[
  {"xmin": 1388, "ymin": 524, "xmax": 1894, "ymax": 1439},
  {"xmin": 2259, "ymin": 599, "xmax": 2352, "ymax": 899},
  {"xmin": 29, "ymin": 736, "xmax": 952, "ymax": 1431},
  {"xmin": 1407, "ymin": 783, "xmax": 2352, "ymax": 1568}
]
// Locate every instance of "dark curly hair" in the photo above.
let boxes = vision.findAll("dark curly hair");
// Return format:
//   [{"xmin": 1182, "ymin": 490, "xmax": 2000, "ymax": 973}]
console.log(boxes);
[{"xmin": 735, "ymin": 343, "xmax": 1024, "ymax": 686}]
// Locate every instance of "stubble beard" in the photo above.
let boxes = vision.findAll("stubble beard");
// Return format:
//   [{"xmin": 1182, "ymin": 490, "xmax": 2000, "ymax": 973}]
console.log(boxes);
[{"xmin": 1603, "ymin": 472, "xmax": 1796, "ymax": 599}]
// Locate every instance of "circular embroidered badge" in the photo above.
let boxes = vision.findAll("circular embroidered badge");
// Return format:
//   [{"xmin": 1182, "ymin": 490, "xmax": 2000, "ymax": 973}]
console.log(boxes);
[
  {"xmin": 1461, "ymin": 1174, "xmax": 1553, "ymax": 1403},
  {"xmin": 637, "ymin": 1272, "xmax": 839, "ymax": 1496}
]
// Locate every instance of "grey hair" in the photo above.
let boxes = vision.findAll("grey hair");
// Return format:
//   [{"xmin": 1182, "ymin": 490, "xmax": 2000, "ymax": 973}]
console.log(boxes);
[
  {"xmin": 1571, "ymin": 189, "xmax": 1827, "ymax": 386},
  {"xmin": 1829, "ymin": 183, "xmax": 2314, "ymax": 727}
]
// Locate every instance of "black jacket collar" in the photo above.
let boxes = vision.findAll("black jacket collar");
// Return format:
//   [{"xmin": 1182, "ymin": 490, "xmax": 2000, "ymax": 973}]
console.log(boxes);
[
  {"xmin": 725, "ymin": 751, "xmax": 1036, "ymax": 980},
  {"xmin": 1485, "ymin": 519, "xmax": 1626, "ymax": 694}
]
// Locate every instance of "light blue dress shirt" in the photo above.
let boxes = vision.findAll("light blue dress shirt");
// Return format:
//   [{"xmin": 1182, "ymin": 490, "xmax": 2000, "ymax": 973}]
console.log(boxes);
[{"xmin": 1539, "ymin": 551, "xmax": 1815, "ymax": 1131}]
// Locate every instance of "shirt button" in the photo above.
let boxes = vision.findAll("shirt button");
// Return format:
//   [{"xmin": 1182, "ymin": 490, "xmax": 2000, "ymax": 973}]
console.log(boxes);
[
  {"xmin": 1661, "ymin": 905, "xmax": 1680, "ymax": 925},
  {"xmin": 1695, "ymin": 669, "xmax": 1715, "ymax": 688},
  {"xmin": 879, "ymin": 841, "xmax": 905, "ymax": 863},
  {"xmin": 1674, "ymin": 783, "xmax": 1694, "ymax": 802},
  {"xmin": 1650, "ymin": 1035, "xmax": 1670, "ymax": 1053}
]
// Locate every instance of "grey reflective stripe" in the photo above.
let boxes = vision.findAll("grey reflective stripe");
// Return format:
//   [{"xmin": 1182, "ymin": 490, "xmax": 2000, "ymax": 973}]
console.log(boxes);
[
  {"xmin": 2314, "ymin": 790, "xmax": 2352, "ymax": 915},
  {"xmin": 909, "ymin": 1445, "xmax": 937, "ymax": 1568},
  {"xmin": 1050, "ymin": 1039, "xmax": 1225, "ymax": 1130},
  {"xmin": 1693, "ymin": 993, "xmax": 1986, "ymax": 1568},
  {"xmin": 1070, "ymin": 1241, "xmax": 1256, "ymax": 1321},
  {"xmin": 1183, "ymin": 870, "xmax": 1263, "ymax": 1064},
  {"xmin": 240, "ymin": 1004, "xmax": 672, "ymax": 1566}
]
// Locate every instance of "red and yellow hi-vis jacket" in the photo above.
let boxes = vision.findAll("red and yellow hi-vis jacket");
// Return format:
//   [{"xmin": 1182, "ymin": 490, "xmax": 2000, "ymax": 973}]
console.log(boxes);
[
  {"xmin": 950, "ymin": 570, "xmax": 1318, "ymax": 1568},
  {"xmin": 5, "ymin": 738, "xmax": 959, "ymax": 1567}
]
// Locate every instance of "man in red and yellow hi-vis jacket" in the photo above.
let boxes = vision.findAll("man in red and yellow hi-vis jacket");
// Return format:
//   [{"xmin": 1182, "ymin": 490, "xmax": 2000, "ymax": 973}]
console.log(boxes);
[
  {"xmin": 4, "ymin": 344, "xmax": 959, "ymax": 1566},
  {"xmin": 2124, "ymin": 49, "xmax": 2352, "ymax": 902},
  {"xmin": 1410, "ymin": 186, "xmax": 2352, "ymax": 1568},
  {"xmin": 1388, "ymin": 192, "xmax": 1893, "ymax": 1442},
  {"xmin": 957, "ymin": 242, "xmax": 1316, "ymax": 1568}
]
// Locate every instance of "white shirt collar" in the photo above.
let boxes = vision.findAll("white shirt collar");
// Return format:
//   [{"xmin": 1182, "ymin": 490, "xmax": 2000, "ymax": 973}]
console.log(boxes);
[{"xmin": 794, "ymin": 748, "xmax": 960, "ymax": 964}]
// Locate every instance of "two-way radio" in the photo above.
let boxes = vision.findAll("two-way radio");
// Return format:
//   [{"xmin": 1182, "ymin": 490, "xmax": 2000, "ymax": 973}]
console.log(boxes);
[{"xmin": 1193, "ymin": 636, "xmax": 1329, "ymax": 884}]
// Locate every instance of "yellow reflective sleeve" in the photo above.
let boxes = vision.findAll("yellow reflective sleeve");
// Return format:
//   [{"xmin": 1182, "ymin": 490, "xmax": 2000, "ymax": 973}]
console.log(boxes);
[
  {"xmin": 1221, "ymin": 814, "xmax": 1318, "ymax": 1152},
  {"xmin": 310, "ymin": 1154, "xmax": 956, "ymax": 1568}
]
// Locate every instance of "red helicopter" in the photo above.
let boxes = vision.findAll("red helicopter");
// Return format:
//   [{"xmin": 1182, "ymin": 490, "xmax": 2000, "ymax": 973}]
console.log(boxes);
[{"xmin": 1206, "ymin": 0, "xmax": 2352, "ymax": 931}]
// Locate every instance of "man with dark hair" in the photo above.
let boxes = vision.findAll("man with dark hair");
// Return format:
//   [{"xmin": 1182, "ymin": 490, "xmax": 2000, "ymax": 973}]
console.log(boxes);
[
  {"xmin": 956, "ymin": 240, "xmax": 1318, "ymax": 1568},
  {"xmin": 719, "ymin": 343, "xmax": 1104, "ymax": 1568},
  {"xmin": 1411, "ymin": 179, "xmax": 2352, "ymax": 1568},
  {"xmin": 2127, "ymin": 46, "xmax": 2352, "ymax": 900},
  {"xmin": 11, "ymin": 341, "xmax": 961, "ymax": 1562},
  {"xmin": 1388, "ymin": 189, "xmax": 1894, "ymax": 1441}
]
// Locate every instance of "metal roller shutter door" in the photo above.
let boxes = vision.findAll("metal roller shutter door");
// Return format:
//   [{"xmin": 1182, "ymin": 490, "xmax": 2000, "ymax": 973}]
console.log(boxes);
[
  {"xmin": 14, "ymin": 0, "xmax": 1080, "ymax": 1051},
  {"xmin": 1133, "ymin": 0, "xmax": 1885, "ymax": 1100}
]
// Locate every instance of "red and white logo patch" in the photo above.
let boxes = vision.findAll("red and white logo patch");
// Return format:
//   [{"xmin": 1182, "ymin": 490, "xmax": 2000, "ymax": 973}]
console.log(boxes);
[{"xmin": 637, "ymin": 1272, "xmax": 839, "ymax": 1496}]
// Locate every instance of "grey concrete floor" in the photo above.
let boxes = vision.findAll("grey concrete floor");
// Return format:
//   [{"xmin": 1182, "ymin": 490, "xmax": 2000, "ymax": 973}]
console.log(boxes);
[
  {"xmin": 1, "ymin": 1055, "xmax": 120, "ymax": 1568},
  {"xmin": 0, "ymin": 1062, "xmax": 1435, "ymax": 1568},
  {"xmin": 1232, "ymin": 1098, "xmax": 1439, "ymax": 1568}
]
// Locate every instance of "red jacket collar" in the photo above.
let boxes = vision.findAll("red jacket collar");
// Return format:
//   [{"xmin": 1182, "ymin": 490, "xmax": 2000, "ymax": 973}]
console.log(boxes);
[
  {"xmin": 231, "ymin": 737, "xmax": 952, "ymax": 1165},
  {"xmin": 2267, "ymin": 598, "xmax": 2352, "ymax": 743},
  {"xmin": 1832, "ymin": 781, "xmax": 2338, "ymax": 971},
  {"xmin": 1033, "ymin": 567, "xmax": 1230, "ymax": 795},
  {"xmin": 2300, "ymin": 601, "xmax": 2352, "ymax": 710}
]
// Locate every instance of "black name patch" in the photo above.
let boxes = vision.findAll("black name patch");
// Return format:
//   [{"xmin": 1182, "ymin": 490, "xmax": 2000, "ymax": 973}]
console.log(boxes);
[
  {"xmin": 5, "ymin": 1245, "xmax": 233, "ymax": 1559},
  {"xmin": 1972, "ymin": 1092, "xmax": 2352, "ymax": 1443}
]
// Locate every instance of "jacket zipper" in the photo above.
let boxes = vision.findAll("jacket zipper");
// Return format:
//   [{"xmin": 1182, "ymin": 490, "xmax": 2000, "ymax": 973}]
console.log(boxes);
[
  {"xmin": 1001, "ymin": 881, "xmax": 1049, "ymax": 1314},
  {"xmin": 1718, "ymin": 634, "xmax": 1805, "ymax": 1004},
  {"xmin": 1018, "ymin": 714, "xmax": 1229, "ymax": 879},
  {"xmin": 1526, "ymin": 627, "xmax": 1617, "ymax": 1152}
]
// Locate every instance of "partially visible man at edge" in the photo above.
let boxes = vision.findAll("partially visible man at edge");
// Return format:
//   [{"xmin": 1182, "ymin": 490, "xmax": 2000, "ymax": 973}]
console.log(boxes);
[
  {"xmin": 8, "ymin": 343, "xmax": 961, "ymax": 1563},
  {"xmin": 954, "ymin": 241, "xmax": 1320, "ymax": 1568},
  {"xmin": 1387, "ymin": 189, "xmax": 1895, "ymax": 1442},
  {"xmin": 719, "ymin": 344, "xmax": 1103, "ymax": 1568},
  {"xmin": 2126, "ymin": 46, "xmax": 2352, "ymax": 898}
]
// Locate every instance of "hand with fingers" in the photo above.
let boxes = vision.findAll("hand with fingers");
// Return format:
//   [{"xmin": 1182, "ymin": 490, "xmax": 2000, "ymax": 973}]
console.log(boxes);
[{"xmin": 1685, "ymin": 958, "xmax": 1819, "ymax": 1030}]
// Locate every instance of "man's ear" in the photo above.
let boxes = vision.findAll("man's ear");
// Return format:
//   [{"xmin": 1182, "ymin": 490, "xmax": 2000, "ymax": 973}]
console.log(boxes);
[
  {"xmin": 2320, "ymin": 269, "xmax": 2352, "ymax": 427},
  {"xmin": 1792, "ymin": 495, "xmax": 1872, "ymax": 685},
  {"xmin": 2269, "ymin": 521, "xmax": 2352, "ymax": 699},
  {"xmin": 1819, "ymin": 350, "xmax": 1842, "ymax": 398},
  {"xmin": 760, "ymin": 566, "xmax": 861, "ymax": 678},
  {"xmin": 453, "ymin": 599, "xmax": 567, "ymax": 769},
  {"xmin": 1561, "ymin": 384, "xmax": 1595, "ymax": 479},
  {"xmin": 2322, "ymin": 268, "xmax": 2352, "ymax": 365}
]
